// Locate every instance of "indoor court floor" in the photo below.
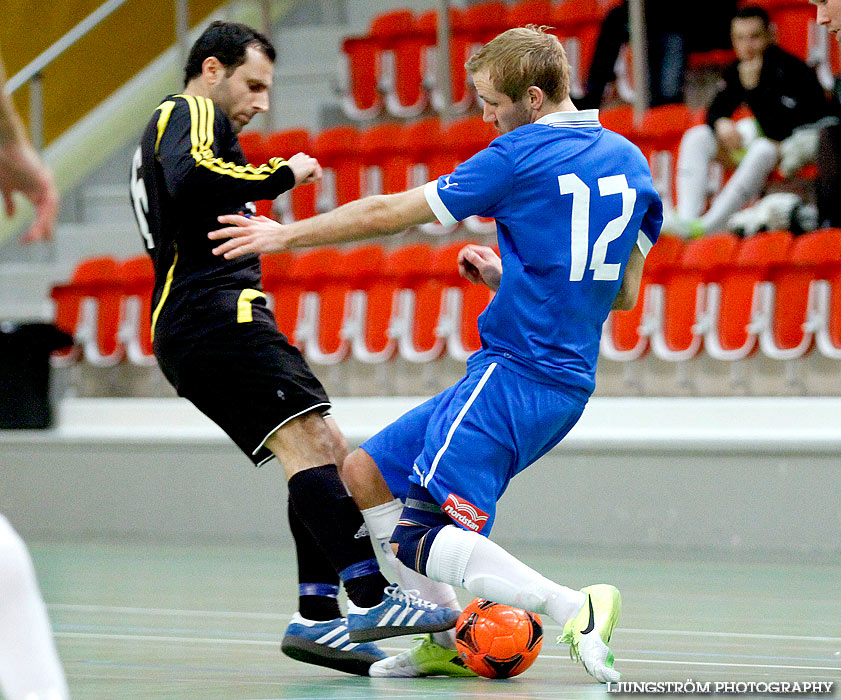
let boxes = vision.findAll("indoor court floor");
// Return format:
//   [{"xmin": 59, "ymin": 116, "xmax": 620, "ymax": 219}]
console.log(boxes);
[{"xmin": 30, "ymin": 540, "xmax": 841, "ymax": 700}]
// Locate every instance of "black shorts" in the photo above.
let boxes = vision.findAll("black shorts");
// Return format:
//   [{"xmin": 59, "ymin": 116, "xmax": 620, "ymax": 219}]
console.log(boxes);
[{"xmin": 156, "ymin": 319, "xmax": 330, "ymax": 466}]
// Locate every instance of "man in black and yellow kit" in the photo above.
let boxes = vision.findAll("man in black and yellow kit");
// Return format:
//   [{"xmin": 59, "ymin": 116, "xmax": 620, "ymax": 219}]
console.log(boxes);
[{"xmin": 130, "ymin": 21, "xmax": 459, "ymax": 675}]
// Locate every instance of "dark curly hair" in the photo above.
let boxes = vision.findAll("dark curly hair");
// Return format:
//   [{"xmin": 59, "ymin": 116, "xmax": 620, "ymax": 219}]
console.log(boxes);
[{"xmin": 184, "ymin": 21, "xmax": 275, "ymax": 86}]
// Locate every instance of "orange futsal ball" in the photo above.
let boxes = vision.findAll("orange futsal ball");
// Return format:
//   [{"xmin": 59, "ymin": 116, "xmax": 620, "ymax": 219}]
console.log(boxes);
[{"xmin": 454, "ymin": 598, "xmax": 543, "ymax": 679}]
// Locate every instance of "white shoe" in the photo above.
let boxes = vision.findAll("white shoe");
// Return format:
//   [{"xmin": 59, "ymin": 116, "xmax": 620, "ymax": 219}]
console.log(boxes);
[
  {"xmin": 577, "ymin": 631, "xmax": 621, "ymax": 683},
  {"xmin": 369, "ymin": 634, "xmax": 477, "ymax": 677}
]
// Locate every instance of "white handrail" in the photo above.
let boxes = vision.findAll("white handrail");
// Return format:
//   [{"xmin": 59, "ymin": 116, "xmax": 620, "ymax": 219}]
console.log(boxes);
[{"xmin": 4, "ymin": 0, "xmax": 131, "ymax": 95}]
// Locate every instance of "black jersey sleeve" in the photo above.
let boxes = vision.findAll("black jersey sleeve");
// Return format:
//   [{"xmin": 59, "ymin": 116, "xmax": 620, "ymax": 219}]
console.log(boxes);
[
  {"xmin": 705, "ymin": 64, "xmax": 745, "ymax": 129},
  {"xmin": 155, "ymin": 95, "xmax": 296, "ymax": 208}
]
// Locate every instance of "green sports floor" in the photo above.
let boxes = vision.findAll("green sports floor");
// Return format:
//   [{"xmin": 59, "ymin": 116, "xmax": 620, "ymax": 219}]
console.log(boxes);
[{"xmin": 30, "ymin": 540, "xmax": 841, "ymax": 700}]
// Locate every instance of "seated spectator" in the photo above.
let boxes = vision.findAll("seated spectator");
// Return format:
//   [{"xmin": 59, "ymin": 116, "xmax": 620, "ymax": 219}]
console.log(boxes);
[
  {"xmin": 577, "ymin": 0, "xmax": 736, "ymax": 110},
  {"xmin": 665, "ymin": 6, "xmax": 833, "ymax": 238}
]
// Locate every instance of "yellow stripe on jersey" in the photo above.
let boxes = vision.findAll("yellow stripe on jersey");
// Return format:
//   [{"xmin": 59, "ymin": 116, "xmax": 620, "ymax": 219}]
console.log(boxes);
[
  {"xmin": 150, "ymin": 249, "xmax": 178, "ymax": 343},
  {"xmin": 176, "ymin": 94, "xmax": 289, "ymax": 181},
  {"xmin": 204, "ymin": 97, "xmax": 214, "ymax": 150},
  {"xmin": 154, "ymin": 101, "xmax": 176, "ymax": 154},
  {"xmin": 237, "ymin": 289, "xmax": 266, "ymax": 323}
]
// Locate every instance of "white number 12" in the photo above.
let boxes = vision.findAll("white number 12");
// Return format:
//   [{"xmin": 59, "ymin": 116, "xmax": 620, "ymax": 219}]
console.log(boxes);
[{"xmin": 558, "ymin": 173, "xmax": 636, "ymax": 282}]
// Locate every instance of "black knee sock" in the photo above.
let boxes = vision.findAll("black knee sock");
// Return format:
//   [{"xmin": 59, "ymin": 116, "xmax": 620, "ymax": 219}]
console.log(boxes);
[
  {"xmin": 287, "ymin": 464, "xmax": 390, "ymax": 608},
  {"xmin": 288, "ymin": 498, "xmax": 341, "ymax": 621}
]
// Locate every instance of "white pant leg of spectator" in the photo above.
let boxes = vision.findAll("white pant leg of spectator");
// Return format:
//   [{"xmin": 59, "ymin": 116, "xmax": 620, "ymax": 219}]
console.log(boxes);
[
  {"xmin": 0, "ymin": 515, "xmax": 69, "ymax": 700},
  {"xmin": 701, "ymin": 133, "xmax": 779, "ymax": 234},
  {"xmin": 675, "ymin": 124, "xmax": 718, "ymax": 220}
]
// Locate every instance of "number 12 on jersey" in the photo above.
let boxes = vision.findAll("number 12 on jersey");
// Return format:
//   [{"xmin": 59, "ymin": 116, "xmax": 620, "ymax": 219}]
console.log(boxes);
[{"xmin": 558, "ymin": 173, "xmax": 636, "ymax": 282}]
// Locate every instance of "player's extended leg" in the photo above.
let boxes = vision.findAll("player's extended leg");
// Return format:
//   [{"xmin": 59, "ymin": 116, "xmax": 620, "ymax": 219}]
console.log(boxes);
[
  {"xmin": 0, "ymin": 515, "xmax": 69, "ymax": 700},
  {"xmin": 343, "ymin": 448, "xmax": 475, "ymax": 678},
  {"xmin": 280, "ymin": 498, "xmax": 387, "ymax": 675},
  {"xmin": 700, "ymin": 137, "xmax": 779, "ymax": 234},
  {"xmin": 266, "ymin": 412, "xmax": 459, "ymax": 643},
  {"xmin": 391, "ymin": 486, "xmax": 622, "ymax": 684}
]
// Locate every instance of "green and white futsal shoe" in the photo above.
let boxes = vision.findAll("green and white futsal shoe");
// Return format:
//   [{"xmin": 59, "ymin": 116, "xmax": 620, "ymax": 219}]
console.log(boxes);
[
  {"xmin": 559, "ymin": 584, "xmax": 622, "ymax": 683},
  {"xmin": 368, "ymin": 634, "xmax": 478, "ymax": 678}
]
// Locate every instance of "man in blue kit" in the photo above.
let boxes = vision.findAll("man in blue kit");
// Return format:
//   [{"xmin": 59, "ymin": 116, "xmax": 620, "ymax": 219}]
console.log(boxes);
[{"xmin": 209, "ymin": 25, "xmax": 662, "ymax": 683}]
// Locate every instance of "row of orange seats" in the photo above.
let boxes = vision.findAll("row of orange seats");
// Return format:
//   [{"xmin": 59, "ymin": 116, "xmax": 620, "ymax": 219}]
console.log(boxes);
[
  {"xmin": 50, "ymin": 230, "xmax": 841, "ymax": 369},
  {"xmin": 239, "ymin": 105, "xmax": 711, "ymax": 225},
  {"xmin": 340, "ymin": 0, "xmax": 609, "ymax": 119},
  {"xmin": 604, "ymin": 228, "xmax": 841, "ymax": 362},
  {"xmin": 339, "ymin": 0, "xmax": 838, "ymax": 121},
  {"xmin": 48, "ymin": 243, "xmax": 494, "ymax": 368}
]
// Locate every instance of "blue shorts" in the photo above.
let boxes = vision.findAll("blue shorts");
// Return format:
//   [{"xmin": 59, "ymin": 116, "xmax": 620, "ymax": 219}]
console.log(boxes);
[{"xmin": 361, "ymin": 360, "xmax": 587, "ymax": 535}]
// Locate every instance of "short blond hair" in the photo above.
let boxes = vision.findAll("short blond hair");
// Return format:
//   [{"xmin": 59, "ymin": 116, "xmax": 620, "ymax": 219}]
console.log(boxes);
[{"xmin": 466, "ymin": 25, "xmax": 570, "ymax": 104}]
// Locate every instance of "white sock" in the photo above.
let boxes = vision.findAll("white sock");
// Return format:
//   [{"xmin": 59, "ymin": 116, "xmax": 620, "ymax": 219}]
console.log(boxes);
[
  {"xmin": 701, "ymin": 137, "xmax": 779, "ymax": 233},
  {"xmin": 426, "ymin": 525, "xmax": 585, "ymax": 627},
  {"xmin": 676, "ymin": 124, "xmax": 717, "ymax": 220},
  {"xmin": 362, "ymin": 500, "xmax": 460, "ymax": 647},
  {"xmin": 0, "ymin": 516, "xmax": 69, "ymax": 700}
]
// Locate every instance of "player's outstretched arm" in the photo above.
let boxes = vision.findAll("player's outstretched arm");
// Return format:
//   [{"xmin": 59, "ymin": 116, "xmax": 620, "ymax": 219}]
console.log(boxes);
[
  {"xmin": 209, "ymin": 185, "xmax": 437, "ymax": 258},
  {"xmin": 0, "ymin": 60, "xmax": 58, "ymax": 243},
  {"xmin": 458, "ymin": 244, "xmax": 501, "ymax": 291}
]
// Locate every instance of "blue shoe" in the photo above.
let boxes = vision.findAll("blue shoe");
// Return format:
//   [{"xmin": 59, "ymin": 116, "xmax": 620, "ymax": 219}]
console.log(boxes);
[
  {"xmin": 347, "ymin": 584, "xmax": 462, "ymax": 642},
  {"xmin": 281, "ymin": 613, "xmax": 387, "ymax": 676}
]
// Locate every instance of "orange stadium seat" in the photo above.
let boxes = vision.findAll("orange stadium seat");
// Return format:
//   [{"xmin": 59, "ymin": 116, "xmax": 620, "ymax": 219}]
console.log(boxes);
[
  {"xmin": 359, "ymin": 122, "xmax": 413, "ymax": 195},
  {"xmin": 599, "ymin": 105, "xmax": 634, "ymax": 138},
  {"xmin": 339, "ymin": 34, "xmax": 383, "ymax": 120},
  {"xmin": 282, "ymin": 248, "xmax": 349, "ymax": 364},
  {"xmin": 758, "ymin": 228, "xmax": 841, "ymax": 360},
  {"xmin": 117, "ymin": 255, "xmax": 156, "ymax": 366},
  {"xmin": 50, "ymin": 256, "xmax": 123, "ymax": 367},
  {"xmin": 264, "ymin": 129, "xmax": 316, "ymax": 221},
  {"xmin": 700, "ymin": 230, "xmax": 793, "ymax": 361},
  {"xmin": 632, "ymin": 105, "xmax": 705, "ymax": 210},
  {"xmin": 600, "ymin": 234, "xmax": 684, "ymax": 361},
  {"xmin": 807, "ymin": 229, "xmax": 841, "ymax": 359},
  {"xmin": 649, "ymin": 233, "xmax": 740, "ymax": 361},
  {"xmin": 432, "ymin": 242, "xmax": 496, "ymax": 362},
  {"xmin": 237, "ymin": 130, "xmax": 269, "ymax": 164},
  {"xmin": 416, "ymin": 7, "xmax": 475, "ymax": 114},
  {"xmin": 462, "ymin": 1, "xmax": 509, "ymax": 44},
  {"xmin": 260, "ymin": 251, "xmax": 300, "ymax": 340},
  {"xmin": 506, "ymin": 0, "xmax": 553, "ymax": 27},
  {"xmin": 312, "ymin": 125, "xmax": 363, "ymax": 212},
  {"xmin": 551, "ymin": 0, "xmax": 604, "ymax": 98},
  {"xmin": 342, "ymin": 244, "xmax": 398, "ymax": 363},
  {"xmin": 384, "ymin": 243, "xmax": 449, "ymax": 363},
  {"xmin": 370, "ymin": 9, "xmax": 428, "ymax": 118},
  {"xmin": 744, "ymin": 0, "xmax": 813, "ymax": 62}
]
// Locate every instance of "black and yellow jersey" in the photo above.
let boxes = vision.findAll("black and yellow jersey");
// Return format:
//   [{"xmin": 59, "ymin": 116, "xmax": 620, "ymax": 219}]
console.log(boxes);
[{"xmin": 130, "ymin": 93, "xmax": 295, "ymax": 346}]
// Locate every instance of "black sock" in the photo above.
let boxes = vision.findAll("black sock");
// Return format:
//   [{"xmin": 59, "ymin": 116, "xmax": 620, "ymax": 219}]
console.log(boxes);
[
  {"xmin": 288, "ymin": 498, "xmax": 341, "ymax": 621},
  {"xmin": 287, "ymin": 464, "xmax": 390, "ymax": 608}
]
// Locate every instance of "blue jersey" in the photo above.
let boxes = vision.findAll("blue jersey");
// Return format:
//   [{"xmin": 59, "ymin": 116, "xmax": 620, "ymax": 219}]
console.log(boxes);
[{"xmin": 424, "ymin": 109, "xmax": 662, "ymax": 394}]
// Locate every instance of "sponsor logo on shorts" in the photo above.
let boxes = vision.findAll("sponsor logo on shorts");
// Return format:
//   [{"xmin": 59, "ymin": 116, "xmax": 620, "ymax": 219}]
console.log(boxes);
[{"xmin": 442, "ymin": 493, "xmax": 489, "ymax": 532}]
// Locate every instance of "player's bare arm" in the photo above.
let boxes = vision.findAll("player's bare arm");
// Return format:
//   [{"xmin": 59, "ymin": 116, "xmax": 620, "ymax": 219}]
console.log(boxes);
[
  {"xmin": 209, "ymin": 185, "xmax": 436, "ymax": 258},
  {"xmin": 611, "ymin": 244, "xmax": 645, "ymax": 311},
  {"xmin": 0, "ymin": 56, "xmax": 59, "ymax": 243},
  {"xmin": 458, "ymin": 244, "xmax": 502, "ymax": 291}
]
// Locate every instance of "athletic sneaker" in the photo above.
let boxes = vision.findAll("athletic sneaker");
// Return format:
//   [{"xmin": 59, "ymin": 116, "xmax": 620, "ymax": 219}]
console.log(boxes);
[
  {"xmin": 369, "ymin": 634, "xmax": 478, "ymax": 677},
  {"xmin": 346, "ymin": 584, "xmax": 461, "ymax": 642},
  {"xmin": 281, "ymin": 613, "xmax": 387, "ymax": 676},
  {"xmin": 558, "ymin": 584, "xmax": 622, "ymax": 683}
]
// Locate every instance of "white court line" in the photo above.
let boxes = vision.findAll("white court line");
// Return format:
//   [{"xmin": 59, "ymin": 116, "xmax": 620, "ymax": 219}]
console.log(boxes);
[
  {"xmin": 53, "ymin": 632, "xmax": 841, "ymax": 673},
  {"xmin": 615, "ymin": 657, "xmax": 841, "ymax": 672},
  {"xmin": 624, "ymin": 628, "xmax": 841, "ymax": 643},
  {"xmin": 49, "ymin": 605, "xmax": 841, "ymax": 643},
  {"xmin": 50, "ymin": 603, "xmax": 288, "ymax": 620}
]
